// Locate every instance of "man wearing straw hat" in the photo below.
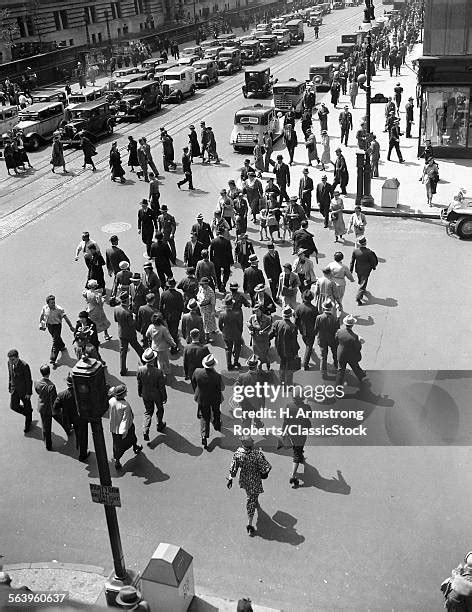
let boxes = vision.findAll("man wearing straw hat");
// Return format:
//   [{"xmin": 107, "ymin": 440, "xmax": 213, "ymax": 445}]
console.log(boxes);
[
  {"xmin": 192, "ymin": 353, "xmax": 224, "ymax": 449},
  {"xmin": 137, "ymin": 348, "xmax": 167, "ymax": 441},
  {"xmin": 314, "ymin": 299, "xmax": 340, "ymax": 378},
  {"xmin": 335, "ymin": 315, "xmax": 366, "ymax": 386},
  {"xmin": 270, "ymin": 306, "xmax": 299, "ymax": 385}
]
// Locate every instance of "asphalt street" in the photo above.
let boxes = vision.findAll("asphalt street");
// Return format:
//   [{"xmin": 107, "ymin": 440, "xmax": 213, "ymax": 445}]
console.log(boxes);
[{"xmin": 1, "ymin": 5, "xmax": 472, "ymax": 611}]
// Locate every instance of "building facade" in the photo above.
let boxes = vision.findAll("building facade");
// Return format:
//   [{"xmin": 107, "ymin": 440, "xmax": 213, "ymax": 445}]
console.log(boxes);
[{"xmin": 418, "ymin": 0, "xmax": 472, "ymax": 158}]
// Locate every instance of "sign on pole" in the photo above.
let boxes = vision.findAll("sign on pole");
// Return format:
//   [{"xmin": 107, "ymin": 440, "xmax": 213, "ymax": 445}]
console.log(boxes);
[{"xmin": 90, "ymin": 484, "xmax": 122, "ymax": 507}]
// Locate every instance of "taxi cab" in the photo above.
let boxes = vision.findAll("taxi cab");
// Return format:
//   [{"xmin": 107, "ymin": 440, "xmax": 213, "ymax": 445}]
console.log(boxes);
[
  {"xmin": 67, "ymin": 86, "xmax": 107, "ymax": 110},
  {"xmin": 230, "ymin": 104, "xmax": 282, "ymax": 151}
]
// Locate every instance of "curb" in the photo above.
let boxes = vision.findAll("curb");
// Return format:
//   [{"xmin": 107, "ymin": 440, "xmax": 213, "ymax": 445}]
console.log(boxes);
[
  {"xmin": 3, "ymin": 562, "xmax": 106, "ymax": 576},
  {"xmin": 341, "ymin": 207, "xmax": 441, "ymax": 219}
]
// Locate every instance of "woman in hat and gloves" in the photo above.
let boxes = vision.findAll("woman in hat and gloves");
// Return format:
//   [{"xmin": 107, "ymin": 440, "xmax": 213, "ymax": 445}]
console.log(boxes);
[
  {"xmin": 304, "ymin": 128, "xmax": 320, "ymax": 167},
  {"xmin": 347, "ymin": 205, "xmax": 367, "ymax": 244},
  {"xmin": 277, "ymin": 263, "xmax": 300, "ymax": 309},
  {"xmin": 85, "ymin": 244, "xmax": 106, "ymax": 292},
  {"xmin": 188, "ymin": 125, "xmax": 200, "ymax": 161},
  {"xmin": 197, "ymin": 277, "xmax": 217, "ymax": 343},
  {"xmin": 82, "ymin": 280, "xmax": 112, "ymax": 341},
  {"xmin": 327, "ymin": 252, "xmax": 354, "ymax": 313},
  {"xmin": 80, "ymin": 132, "xmax": 97, "ymax": 171},
  {"xmin": 50, "ymin": 133, "xmax": 67, "ymax": 174},
  {"xmin": 74, "ymin": 311, "xmax": 103, "ymax": 361},
  {"xmin": 109, "ymin": 141, "xmax": 126, "ymax": 183},
  {"xmin": 115, "ymin": 585, "xmax": 149, "ymax": 611},
  {"xmin": 314, "ymin": 267, "xmax": 338, "ymax": 313},
  {"xmin": 420, "ymin": 156, "xmax": 439, "ymax": 207},
  {"xmin": 320, "ymin": 129, "xmax": 332, "ymax": 172},
  {"xmin": 108, "ymin": 384, "xmax": 142, "ymax": 471},
  {"xmin": 127, "ymin": 135, "xmax": 139, "ymax": 172},
  {"xmin": 227, "ymin": 436, "xmax": 272, "ymax": 536}
]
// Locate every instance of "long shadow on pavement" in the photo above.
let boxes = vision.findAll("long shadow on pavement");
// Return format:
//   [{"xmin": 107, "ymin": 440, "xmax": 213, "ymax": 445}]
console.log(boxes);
[
  {"xmin": 255, "ymin": 508, "xmax": 305, "ymax": 546},
  {"xmin": 298, "ymin": 464, "xmax": 351, "ymax": 495},
  {"xmin": 147, "ymin": 427, "xmax": 203, "ymax": 457}
]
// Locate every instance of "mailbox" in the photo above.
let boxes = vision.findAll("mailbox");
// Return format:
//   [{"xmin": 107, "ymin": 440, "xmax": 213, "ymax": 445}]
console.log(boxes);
[
  {"xmin": 139, "ymin": 543, "xmax": 194, "ymax": 612},
  {"xmin": 381, "ymin": 178, "xmax": 400, "ymax": 208}
]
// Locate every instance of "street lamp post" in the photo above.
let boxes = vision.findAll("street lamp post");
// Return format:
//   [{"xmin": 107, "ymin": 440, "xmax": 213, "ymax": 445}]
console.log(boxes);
[{"xmin": 360, "ymin": 0, "xmax": 374, "ymax": 207}]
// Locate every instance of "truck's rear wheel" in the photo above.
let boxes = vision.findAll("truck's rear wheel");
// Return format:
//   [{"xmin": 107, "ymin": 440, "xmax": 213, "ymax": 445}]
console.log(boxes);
[{"xmin": 457, "ymin": 217, "xmax": 472, "ymax": 240}]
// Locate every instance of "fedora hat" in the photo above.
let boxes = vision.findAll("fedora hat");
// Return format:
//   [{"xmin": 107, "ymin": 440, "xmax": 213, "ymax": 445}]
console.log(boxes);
[
  {"xmin": 246, "ymin": 355, "xmax": 259, "ymax": 369},
  {"xmin": 323, "ymin": 300, "xmax": 333, "ymax": 311},
  {"xmin": 229, "ymin": 282, "xmax": 239, "ymax": 289},
  {"xmin": 248, "ymin": 254, "xmax": 259, "ymax": 264},
  {"xmin": 115, "ymin": 586, "xmax": 143, "ymax": 609},
  {"xmin": 87, "ymin": 279, "xmax": 98, "ymax": 289},
  {"xmin": 254, "ymin": 284, "xmax": 265, "ymax": 293},
  {"xmin": 282, "ymin": 306, "xmax": 293, "ymax": 318},
  {"xmin": 143, "ymin": 261, "xmax": 153, "ymax": 268},
  {"xmin": 188, "ymin": 298, "xmax": 198, "ymax": 310},
  {"xmin": 113, "ymin": 384, "xmax": 127, "ymax": 399},
  {"xmin": 142, "ymin": 348, "xmax": 157, "ymax": 363},
  {"xmin": 202, "ymin": 354, "xmax": 217, "ymax": 368},
  {"xmin": 119, "ymin": 261, "xmax": 129, "ymax": 270},
  {"xmin": 345, "ymin": 315, "xmax": 357, "ymax": 327}
]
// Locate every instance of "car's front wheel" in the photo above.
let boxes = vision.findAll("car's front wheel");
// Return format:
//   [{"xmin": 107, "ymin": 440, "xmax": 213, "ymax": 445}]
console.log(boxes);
[
  {"xmin": 457, "ymin": 217, "xmax": 472, "ymax": 240},
  {"xmin": 30, "ymin": 135, "xmax": 41, "ymax": 150}
]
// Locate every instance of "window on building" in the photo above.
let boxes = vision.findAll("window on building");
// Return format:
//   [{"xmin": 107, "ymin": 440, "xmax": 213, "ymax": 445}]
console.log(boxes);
[
  {"xmin": 84, "ymin": 6, "xmax": 96, "ymax": 24},
  {"xmin": 91, "ymin": 33, "xmax": 96, "ymax": 43},
  {"xmin": 53, "ymin": 10, "xmax": 69, "ymax": 30},
  {"xmin": 117, "ymin": 27, "xmax": 121, "ymax": 36},
  {"xmin": 111, "ymin": 2, "xmax": 122, "ymax": 20},
  {"xmin": 420, "ymin": 86, "xmax": 470, "ymax": 148},
  {"xmin": 139, "ymin": 22, "xmax": 144, "ymax": 30},
  {"xmin": 17, "ymin": 16, "xmax": 34, "ymax": 37},
  {"xmin": 69, "ymin": 39, "xmax": 74, "ymax": 46},
  {"xmin": 123, "ymin": 24, "xmax": 128, "ymax": 35},
  {"xmin": 134, "ymin": 0, "xmax": 144, "ymax": 15},
  {"xmin": 61, "ymin": 11, "xmax": 68, "ymax": 29},
  {"xmin": 98, "ymin": 32, "xmax": 102, "ymax": 42}
]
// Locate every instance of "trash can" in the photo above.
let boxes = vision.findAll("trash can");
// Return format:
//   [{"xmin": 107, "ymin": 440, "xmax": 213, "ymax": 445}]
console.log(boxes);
[
  {"xmin": 381, "ymin": 178, "xmax": 400, "ymax": 208},
  {"xmin": 139, "ymin": 543, "xmax": 194, "ymax": 612}
]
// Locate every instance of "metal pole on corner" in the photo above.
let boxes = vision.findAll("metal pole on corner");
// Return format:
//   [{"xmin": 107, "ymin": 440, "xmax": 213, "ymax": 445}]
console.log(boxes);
[{"xmin": 361, "ymin": 0, "xmax": 374, "ymax": 206}]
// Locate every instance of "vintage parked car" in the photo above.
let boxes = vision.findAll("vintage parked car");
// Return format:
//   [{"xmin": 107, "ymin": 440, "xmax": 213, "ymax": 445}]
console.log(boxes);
[
  {"xmin": 272, "ymin": 79, "xmax": 306, "ymax": 117},
  {"xmin": 285, "ymin": 19, "xmax": 305, "ymax": 43},
  {"xmin": 161, "ymin": 66, "xmax": 196, "ymax": 102},
  {"xmin": 217, "ymin": 48, "xmax": 242, "ymax": 75},
  {"xmin": 116, "ymin": 81, "xmax": 162, "ymax": 121},
  {"xmin": 203, "ymin": 46, "xmax": 225, "ymax": 60},
  {"xmin": 178, "ymin": 54, "xmax": 200, "ymax": 66},
  {"xmin": 440, "ymin": 189, "xmax": 472, "ymax": 240},
  {"xmin": 60, "ymin": 99, "xmax": 115, "ymax": 146},
  {"xmin": 181, "ymin": 45, "xmax": 204, "ymax": 59},
  {"xmin": 272, "ymin": 28, "xmax": 291, "ymax": 49},
  {"xmin": 240, "ymin": 40, "xmax": 261, "ymax": 65},
  {"xmin": 259, "ymin": 35, "xmax": 279, "ymax": 57},
  {"xmin": 230, "ymin": 104, "xmax": 283, "ymax": 151},
  {"xmin": 242, "ymin": 67, "xmax": 274, "ymax": 98},
  {"xmin": 309, "ymin": 62, "xmax": 335, "ymax": 91},
  {"xmin": 151, "ymin": 61, "xmax": 179, "ymax": 85},
  {"xmin": 217, "ymin": 33, "xmax": 237, "ymax": 46},
  {"xmin": 0, "ymin": 105, "xmax": 19, "ymax": 146},
  {"xmin": 31, "ymin": 89, "xmax": 67, "ymax": 105},
  {"xmin": 4, "ymin": 101, "xmax": 65, "ymax": 150},
  {"xmin": 67, "ymin": 86, "xmax": 107, "ymax": 110},
  {"xmin": 111, "ymin": 73, "xmax": 146, "ymax": 92},
  {"xmin": 193, "ymin": 59, "xmax": 219, "ymax": 88}
]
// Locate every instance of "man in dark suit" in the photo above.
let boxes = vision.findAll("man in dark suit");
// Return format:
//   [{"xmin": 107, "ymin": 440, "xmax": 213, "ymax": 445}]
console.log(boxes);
[
  {"xmin": 192, "ymin": 353, "xmax": 224, "ymax": 448},
  {"xmin": 149, "ymin": 231, "xmax": 173, "ymax": 289},
  {"xmin": 316, "ymin": 174, "xmax": 333, "ymax": 228},
  {"xmin": 294, "ymin": 290, "xmax": 318, "ymax": 370},
  {"xmin": 137, "ymin": 198, "xmax": 157, "ymax": 257},
  {"xmin": 54, "ymin": 373, "xmax": 89, "ymax": 460},
  {"xmin": 209, "ymin": 228, "xmax": 234, "ymax": 292},
  {"xmin": 137, "ymin": 348, "xmax": 168, "ymax": 440},
  {"xmin": 105, "ymin": 235, "xmax": 130, "ymax": 279},
  {"xmin": 183, "ymin": 233, "xmax": 203, "ymax": 269},
  {"xmin": 405, "ymin": 96, "xmax": 414, "ymax": 138},
  {"xmin": 114, "ymin": 294, "xmax": 144, "ymax": 375},
  {"xmin": 34, "ymin": 364, "xmax": 59, "ymax": 451},
  {"xmin": 272, "ymin": 154, "xmax": 291, "ymax": 204},
  {"xmin": 181, "ymin": 299, "xmax": 204, "ymax": 343},
  {"xmin": 263, "ymin": 243, "xmax": 282, "ymax": 300},
  {"xmin": 225, "ymin": 282, "xmax": 251, "ymax": 327},
  {"xmin": 136, "ymin": 293, "xmax": 159, "ymax": 347},
  {"xmin": 177, "ymin": 267, "xmax": 199, "ymax": 309},
  {"xmin": 349, "ymin": 236, "xmax": 378, "ymax": 305},
  {"xmin": 298, "ymin": 167, "xmax": 314, "ymax": 216},
  {"xmin": 314, "ymin": 299, "xmax": 340, "ymax": 377},
  {"xmin": 191, "ymin": 214, "xmax": 213, "ymax": 249},
  {"xmin": 292, "ymin": 220, "xmax": 318, "ymax": 260},
  {"xmin": 332, "ymin": 148, "xmax": 349, "ymax": 195},
  {"xmin": 184, "ymin": 328, "xmax": 210, "ymax": 380},
  {"xmin": 218, "ymin": 296, "xmax": 243, "ymax": 370},
  {"xmin": 243, "ymin": 254, "xmax": 265, "ymax": 306},
  {"xmin": 7, "ymin": 349, "xmax": 33, "ymax": 433},
  {"xmin": 339, "ymin": 105, "xmax": 353, "ymax": 146},
  {"xmin": 234, "ymin": 234, "xmax": 255, "ymax": 270},
  {"xmin": 335, "ymin": 315, "xmax": 365, "ymax": 386},
  {"xmin": 234, "ymin": 355, "xmax": 265, "ymax": 429},
  {"xmin": 157, "ymin": 204, "xmax": 177, "ymax": 264},
  {"xmin": 177, "ymin": 146, "xmax": 194, "ymax": 190},
  {"xmin": 269, "ymin": 306, "xmax": 299, "ymax": 384},
  {"xmin": 160, "ymin": 278, "xmax": 184, "ymax": 352}
]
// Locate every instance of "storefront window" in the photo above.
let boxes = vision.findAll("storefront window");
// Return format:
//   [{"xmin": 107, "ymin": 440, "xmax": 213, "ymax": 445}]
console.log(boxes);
[{"xmin": 420, "ymin": 86, "xmax": 470, "ymax": 148}]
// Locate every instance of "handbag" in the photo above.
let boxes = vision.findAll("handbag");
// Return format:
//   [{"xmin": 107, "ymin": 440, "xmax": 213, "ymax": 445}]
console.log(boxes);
[{"xmin": 260, "ymin": 466, "xmax": 271, "ymax": 480}]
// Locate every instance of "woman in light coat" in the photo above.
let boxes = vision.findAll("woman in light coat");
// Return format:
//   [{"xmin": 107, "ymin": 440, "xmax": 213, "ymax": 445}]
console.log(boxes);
[
  {"xmin": 82, "ymin": 280, "xmax": 112, "ymax": 341},
  {"xmin": 108, "ymin": 384, "xmax": 142, "ymax": 471},
  {"xmin": 320, "ymin": 129, "xmax": 333, "ymax": 172},
  {"xmin": 328, "ymin": 251, "xmax": 354, "ymax": 313},
  {"xmin": 330, "ymin": 191, "xmax": 346, "ymax": 242},
  {"xmin": 277, "ymin": 263, "xmax": 300, "ymax": 309},
  {"xmin": 304, "ymin": 128, "xmax": 320, "ymax": 166},
  {"xmin": 146, "ymin": 312, "xmax": 176, "ymax": 376},
  {"xmin": 347, "ymin": 205, "xmax": 367, "ymax": 244},
  {"xmin": 197, "ymin": 277, "xmax": 217, "ymax": 343}
]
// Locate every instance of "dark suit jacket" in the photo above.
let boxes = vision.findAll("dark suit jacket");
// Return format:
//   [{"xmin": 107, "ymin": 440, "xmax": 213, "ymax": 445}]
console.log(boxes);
[
  {"xmin": 160, "ymin": 289, "xmax": 184, "ymax": 321},
  {"xmin": 181, "ymin": 312, "xmax": 204, "ymax": 343},
  {"xmin": 209, "ymin": 236, "xmax": 233, "ymax": 267},
  {"xmin": 137, "ymin": 208, "xmax": 157, "ymax": 236},
  {"xmin": 270, "ymin": 320, "xmax": 299, "ymax": 358},
  {"xmin": 137, "ymin": 304, "xmax": 158, "ymax": 336},
  {"xmin": 114, "ymin": 305, "xmax": 137, "ymax": 339},
  {"xmin": 292, "ymin": 228, "xmax": 318, "ymax": 257},
  {"xmin": 34, "ymin": 377, "xmax": 57, "ymax": 415},
  {"xmin": 263, "ymin": 251, "xmax": 282, "ymax": 281},
  {"xmin": 236, "ymin": 370, "xmax": 265, "ymax": 410},
  {"xmin": 314, "ymin": 312, "xmax": 340, "ymax": 346},
  {"xmin": 8, "ymin": 359, "xmax": 32, "ymax": 397},
  {"xmin": 218, "ymin": 308, "xmax": 243, "ymax": 340},
  {"xmin": 106, "ymin": 246, "xmax": 130, "ymax": 275},
  {"xmin": 350, "ymin": 247, "xmax": 378, "ymax": 275},
  {"xmin": 335, "ymin": 328, "xmax": 362, "ymax": 363},
  {"xmin": 184, "ymin": 240, "xmax": 203, "ymax": 268},
  {"xmin": 243, "ymin": 266, "xmax": 265, "ymax": 295},
  {"xmin": 184, "ymin": 343, "xmax": 210, "ymax": 379},
  {"xmin": 316, "ymin": 182, "xmax": 333, "ymax": 209},
  {"xmin": 192, "ymin": 367, "xmax": 223, "ymax": 405},
  {"xmin": 136, "ymin": 364, "xmax": 167, "ymax": 403},
  {"xmin": 294, "ymin": 302, "xmax": 318, "ymax": 338},
  {"xmin": 149, "ymin": 240, "xmax": 172, "ymax": 275},
  {"xmin": 191, "ymin": 222, "xmax": 213, "ymax": 248},
  {"xmin": 273, "ymin": 162, "xmax": 290, "ymax": 187},
  {"xmin": 298, "ymin": 176, "xmax": 314, "ymax": 200}
]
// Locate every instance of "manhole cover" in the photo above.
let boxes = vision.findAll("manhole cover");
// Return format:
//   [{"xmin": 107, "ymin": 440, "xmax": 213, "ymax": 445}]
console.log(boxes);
[{"xmin": 101, "ymin": 222, "xmax": 132, "ymax": 233}]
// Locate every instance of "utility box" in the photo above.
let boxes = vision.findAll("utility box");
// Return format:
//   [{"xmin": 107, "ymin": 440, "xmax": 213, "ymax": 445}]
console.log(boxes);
[
  {"xmin": 381, "ymin": 178, "xmax": 400, "ymax": 208},
  {"xmin": 139, "ymin": 543, "xmax": 194, "ymax": 612}
]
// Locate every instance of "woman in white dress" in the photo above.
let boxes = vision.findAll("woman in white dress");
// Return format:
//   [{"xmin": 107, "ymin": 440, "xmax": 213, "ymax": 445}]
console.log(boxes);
[
  {"xmin": 347, "ymin": 205, "xmax": 367, "ymax": 244},
  {"xmin": 328, "ymin": 252, "xmax": 354, "ymax": 313},
  {"xmin": 197, "ymin": 277, "xmax": 217, "ymax": 343},
  {"xmin": 320, "ymin": 129, "xmax": 333, "ymax": 171},
  {"xmin": 330, "ymin": 191, "xmax": 346, "ymax": 243},
  {"xmin": 82, "ymin": 280, "xmax": 112, "ymax": 341}
]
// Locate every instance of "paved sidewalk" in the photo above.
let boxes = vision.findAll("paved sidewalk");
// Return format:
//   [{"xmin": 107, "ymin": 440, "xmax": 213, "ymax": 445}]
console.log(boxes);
[
  {"xmin": 288, "ymin": 39, "xmax": 467, "ymax": 218},
  {"xmin": 3, "ymin": 562, "xmax": 281, "ymax": 611}
]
